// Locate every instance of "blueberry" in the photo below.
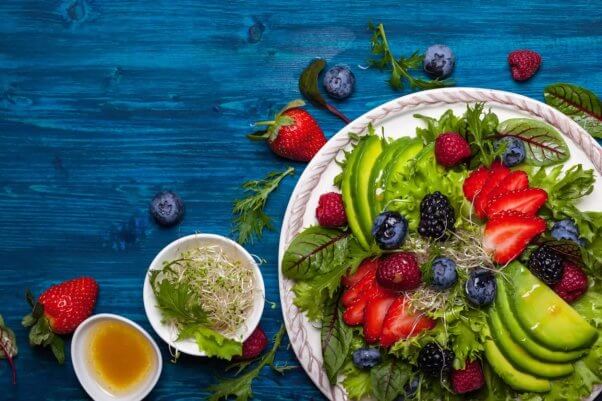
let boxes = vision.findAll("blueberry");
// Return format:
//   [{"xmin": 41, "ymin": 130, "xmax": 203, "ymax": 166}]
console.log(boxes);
[
  {"xmin": 465, "ymin": 269, "xmax": 497, "ymax": 306},
  {"xmin": 495, "ymin": 137, "xmax": 526, "ymax": 167},
  {"xmin": 423, "ymin": 45, "xmax": 455, "ymax": 79},
  {"xmin": 247, "ymin": 21, "xmax": 265, "ymax": 44},
  {"xmin": 394, "ymin": 376, "xmax": 420, "ymax": 400},
  {"xmin": 352, "ymin": 348, "xmax": 381, "ymax": 370},
  {"xmin": 150, "ymin": 190, "xmax": 184, "ymax": 227},
  {"xmin": 371, "ymin": 211, "xmax": 408, "ymax": 250},
  {"xmin": 551, "ymin": 219, "xmax": 584, "ymax": 246},
  {"xmin": 323, "ymin": 65, "xmax": 355, "ymax": 100},
  {"xmin": 431, "ymin": 257, "xmax": 458, "ymax": 290}
]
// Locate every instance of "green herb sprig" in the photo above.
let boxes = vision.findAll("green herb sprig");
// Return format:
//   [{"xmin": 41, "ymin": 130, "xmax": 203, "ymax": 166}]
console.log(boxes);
[
  {"xmin": 233, "ymin": 166, "xmax": 295, "ymax": 245},
  {"xmin": 368, "ymin": 22, "xmax": 453, "ymax": 91}
]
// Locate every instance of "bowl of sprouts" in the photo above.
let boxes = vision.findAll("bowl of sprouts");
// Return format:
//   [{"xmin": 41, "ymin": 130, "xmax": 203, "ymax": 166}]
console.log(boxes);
[{"xmin": 143, "ymin": 233, "xmax": 265, "ymax": 360}]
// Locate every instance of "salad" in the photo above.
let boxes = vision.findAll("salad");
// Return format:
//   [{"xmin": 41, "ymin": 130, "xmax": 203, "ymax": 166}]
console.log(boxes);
[{"xmin": 282, "ymin": 102, "xmax": 602, "ymax": 401}]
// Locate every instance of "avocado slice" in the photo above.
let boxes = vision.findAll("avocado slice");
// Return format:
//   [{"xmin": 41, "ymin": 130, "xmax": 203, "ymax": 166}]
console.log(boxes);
[
  {"xmin": 368, "ymin": 137, "xmax": 411, "ymax": 220},
  {"xmin": 352, "ymin": 135, "xmax": 384, "ymax": 242},
  {"xmin": 381, "ymin": 139, "xmax": 423, "ymax": 207},
  {"xmin": 496, "ymin": 278, "xmax": 585, "ymax": 363},
  {"xmin": 508, "ymin": 262, "xmax": 598, "ymax": 352},
  {"xmin": 484, "ymin": 339, "xmax": 551, "ymax": 393},
  {"xmin": 341, "ymin": 139, "xmax": 369, "ymax": 250},
  {"xmin": 488, "ymin": 306, "xmax": 574, "ymax": 378}
]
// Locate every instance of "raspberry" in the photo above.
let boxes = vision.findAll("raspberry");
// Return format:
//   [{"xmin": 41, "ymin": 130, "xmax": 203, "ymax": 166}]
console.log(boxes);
[
  {"xmin": 376, "ymin": 252, "xmax": 421, "ymax": 291},
  {"xmin": 451, "ymin": 360, "xmax": 485, "ymax": 394},
  {"xmin": 239, "ymin": 326, "xmax": 268, "ymax": 360},
  {"xmin": 508, "ymin": 50, "xmax": 541, "ymax": 81},
  {"xmin": 553, "ymin": 262, "xmax": 588, "ymax": 303},
  {"xmin": 315, "ymin": 192, "xmax": 347, "ymax": 228},
  {"xmin": 434, "ymin": 132, "xmax": 471, "ymax": 167}
]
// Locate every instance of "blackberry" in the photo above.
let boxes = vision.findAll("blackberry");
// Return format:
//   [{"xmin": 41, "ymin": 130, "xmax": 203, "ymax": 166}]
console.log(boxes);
[
  {"xmin": 417, "ymin": 342, "xmax": 455, "ymax": 377},
  {"xmin": 418, "ymin": 192, "xmax": 456, "ymax": 240},
  {"xmin": 528, "ymin": 245, "xmax": 564, "ymax": 286}
]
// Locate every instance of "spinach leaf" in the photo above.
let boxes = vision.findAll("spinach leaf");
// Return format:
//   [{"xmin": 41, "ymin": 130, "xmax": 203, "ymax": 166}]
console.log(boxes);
[
  {"xmin": 322, "ymin": 302, "xmax": 353, "ymax": 384},
  {"xmin": 544, "ymin": 83, "xmax": 602, "ymax": 138},
  {"xmin": 370, "ymin": 358, "xmax": 409, "ymax": 401}
]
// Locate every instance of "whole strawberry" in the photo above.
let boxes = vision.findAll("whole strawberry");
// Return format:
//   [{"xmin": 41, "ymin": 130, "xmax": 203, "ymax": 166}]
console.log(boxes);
[
  {"xmin": 435, "ymin": 132, "xmax": 471, "ymax": 167},
  {"xmin": 508, "ymin": 50, "xmax": 541, "ymax": 82},
  {"xmin": 248, "ymin": 100, "xmax": 326, "ymax": 162},
  {"xmin": 376, "ymin": 252, "xmax": 421, "ymax": 291},
  {"xmin": 22, "ymin": 277, "xmax": 98, "ymax": 363},
  {"xmin": 553, "ymin": 262, "xmax": 588, "ymax": 303},
  {"xmin": 239, "ymin": 326, "xmax": 268, "ymax": 360},
  {"xmin": 316, "ymin": 192, "xmax": 347, "ymax": 227},
  {"xmin": 451, "ymin": 360, "xmax": 485, "ymax": 394}
]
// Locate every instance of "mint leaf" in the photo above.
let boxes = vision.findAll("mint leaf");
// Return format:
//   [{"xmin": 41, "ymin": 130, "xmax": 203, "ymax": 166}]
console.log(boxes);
[
  {"xmin": 178, "ymin": 325, "xmax": 241, "ymax": 361},
  {"xmin": 299, "ymin": 58, "xmax": 350, "ymax": 123},
  {"xmin": 544, "ymin": 83, "xmax": 602, "ymax": 138},
  {"xmin": 321, "ymin": 303, "xmax": 353, "ymax": 384}
]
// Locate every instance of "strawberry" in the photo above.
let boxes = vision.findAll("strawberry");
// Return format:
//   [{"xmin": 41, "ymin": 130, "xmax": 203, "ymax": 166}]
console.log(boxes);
[
  {"xmin": 316, "ymin": 192, "xmax": 347, "ymax": 227},
  {"xmin": 508, "ymin": 50, "xmax": 541, "ymax": 82},
  {"xmin": 553, "ymin": 262, "xmax": 588, "ymax": 303},
  {"xmin": 342, "ymin": 258, "xmax": 378, "ymax": 288},
  {"xmin": 239, "ymin": 326, "xmax": 268, "ymax": 360},
  {"xmin": 342, "ymin": 298, "xmax": 367, "ymax": 326},
  {"xmin": 451, "ymin": 360, "xmax": 485, "ymax": 394},
  {"xmin": 463, "ymin": 166, "xmax": 490, "ymax": 202},
  {"xmin": 248, "ymin": 100, "xmax": 326, "ymax": 162},
  {"xmin": 434, "ymin": 132, "xmax": 472, "ymax": 167},
  {"xmin": 483, "ymin": 211, "xmax": 546, "ymax": 264},
  {"xmin": 23, "ymin": 277, "xmax": 99, "ymax": 363},
  {"xmin": 380, "ymin": 297, "xmax": 436, "ymax": 347},
  {"xmin": 473, "ymin": 161, "xmax": 510, "ymax": 218},
  {"xmin": 486, "ymin": 188, "xmax": 548, "ymax": 217},
  {"xmin": 485, "ymin": 170, "xmax": 529, "ymax": 208},
  {"xmin": 363, "ymin": 296, "xmax": 396, "ymax": 343},
  {"xmin": 341, "ymin": 269, "xmax": 376, "ymax": 307}
]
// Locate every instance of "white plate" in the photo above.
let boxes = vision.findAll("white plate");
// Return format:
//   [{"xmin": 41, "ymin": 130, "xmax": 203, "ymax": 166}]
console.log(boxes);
[
  {"xmin": 143, "ymin": 233, "xmax": 265, "ymax": 356},
  {"xmin": 277, "ymin": 88, "xmax": 602, "ymax": 401}
]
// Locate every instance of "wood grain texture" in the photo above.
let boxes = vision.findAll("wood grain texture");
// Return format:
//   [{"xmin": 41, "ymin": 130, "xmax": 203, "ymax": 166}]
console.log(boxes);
[{"xmin": 0, "ymin": 0, "xmax": 601, "ymax": 400}]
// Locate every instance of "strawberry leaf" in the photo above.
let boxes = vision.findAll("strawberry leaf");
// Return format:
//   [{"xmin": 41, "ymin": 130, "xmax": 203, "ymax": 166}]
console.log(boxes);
[
  {"xmin": 299, "ymin": 59, "xmax": 350, "ymax": 124},
  {"xmin": 496, "ymin": 118, "xmax": 570, "ymax": 166},
  {"xmin": 544, "ymin": 83, "xmax": 602, "ymax": 138},
  {"xmin": 49, "ymin": 336, "xmax": 65, "ymax": 365}
]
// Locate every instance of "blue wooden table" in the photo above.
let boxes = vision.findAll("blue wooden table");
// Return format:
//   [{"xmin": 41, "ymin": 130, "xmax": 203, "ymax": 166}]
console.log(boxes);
[{"xmin": 1, "ymin": 1, "xmax": 601, "ymax": 400}]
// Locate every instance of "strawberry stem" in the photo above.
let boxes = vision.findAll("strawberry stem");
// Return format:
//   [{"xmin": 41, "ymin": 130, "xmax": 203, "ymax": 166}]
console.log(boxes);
[{"xmin": 254, "ymin": 120, "xmax": 275, "ymax": 127}]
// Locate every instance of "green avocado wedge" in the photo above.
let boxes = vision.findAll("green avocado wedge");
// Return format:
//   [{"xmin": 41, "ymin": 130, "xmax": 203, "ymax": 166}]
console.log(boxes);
[
  {"xmin": 495, "ymin": 278, "xmax": 586, "ymax": 363},
  {"xmin": 488, "ymin": 306, "xmax": 574, "ymax": 378},
  {"xmin": 484, "ymin": 339, "xmax": 551, "ymax": 393},
  {"xmin": 381, "ymin": 139, "xmax": 423, "ymax": 207},
  {"xmin": 341, "ymin": 139, "xmax": 369, "ymax": 250},
  {"xmin": 352, "ymin": 135, "xmax": 384, "ymax": 242},
  {"xmin": 507, "ymin": 262, "xmax": 598, "ymax": 352}
]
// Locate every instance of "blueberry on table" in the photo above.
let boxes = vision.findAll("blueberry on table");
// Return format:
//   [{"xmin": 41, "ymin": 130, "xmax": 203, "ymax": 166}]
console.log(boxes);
[
  {"xmin": 352, "ymin": 348, "xmax": 381, "ymax": 369},
  {"xmin": 465, "ymin": 269, "xmax": 497, "ymax": 306},
  {"xmin": 551, "ymin": 219, "xmax": 584, "ymax": 246},
  {"xmin": 371, "ymin": 211, "xmax": 408, "ymax": 249},
  {"xmin": 423, "ymin": 45, "xmax": 455, "ymax": 79},
  {"xmin": 495, "ymin": 137, "xmax": 526, "ymax": 167},
  {"xmin": 417, "ymin": 342, "xmax": 455, "ymax": 377},
  {"xmin": 150, "ymin": 190, "xmax": 184, "ymax": 227},
  {"xmin": 322, "ymin": 65, "xmax": 355, "ymax": 100},
  {"xmin": 431, "ymin": 257, "xmax": 458, "ymax": 290}
]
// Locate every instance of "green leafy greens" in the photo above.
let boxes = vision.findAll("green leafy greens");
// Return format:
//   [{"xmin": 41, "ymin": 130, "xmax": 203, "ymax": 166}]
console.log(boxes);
[
  {"xmin": 322, "ymin": 303, "xmax": 353, "ymax": 384},
  {"xmin": 544, "ymin": 83, "xmax": 602, "ymax": 138},
  {"xmin": 21, "ymin": 290, "xmax": 65, "ymax": 364}
]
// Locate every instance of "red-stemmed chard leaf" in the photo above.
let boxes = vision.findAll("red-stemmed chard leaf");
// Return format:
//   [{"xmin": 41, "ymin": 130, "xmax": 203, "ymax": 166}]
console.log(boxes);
[
  {"xmin": 0, "ymin": 314, "xmax": 17, "ymax": 384},
  {"xmin": 544, "ymin": 83, "xmax": 602, "ymax": 138}
]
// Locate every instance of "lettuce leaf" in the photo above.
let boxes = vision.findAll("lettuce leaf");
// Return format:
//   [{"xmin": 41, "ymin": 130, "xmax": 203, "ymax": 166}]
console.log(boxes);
[
  {"xmin": 178, "ymin": 325, "xmax": 242, "ymax": 360},
  {"xmin": 341, "ymin": 362, "xmax": 373, "ymax": 400}
]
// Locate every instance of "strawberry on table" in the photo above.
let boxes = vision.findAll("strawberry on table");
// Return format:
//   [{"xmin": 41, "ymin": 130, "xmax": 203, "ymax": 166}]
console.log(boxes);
[
  {"xmin": 483, "ymin": 211, "xmax": 546, "ymax": 264},
  {"xmin": 486, "ymin": 188, "xmax": 548, "ymax": 217},
  {"xmin": 380, "ymin": 297, "xmax": 436, "ymax": 347}
]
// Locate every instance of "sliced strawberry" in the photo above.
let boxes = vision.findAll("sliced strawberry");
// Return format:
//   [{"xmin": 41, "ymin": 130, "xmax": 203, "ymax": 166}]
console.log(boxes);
[
  {"xmin": 380, "ymin": 297, "xmax": 437, "ymax": 347},
  {"xmin": 487, "ymin": 188, "xmax": 548, "ymax": 217},
  {"xmin": 341, "ymin": 269, "xmax": 376, "ymax": 307},
  {"xmin": 463, "ymin": 166, "xmax": 490, "ymax": 201},
  {"xmin": 473, "ymin": 161, "xmax": 510, "ymax": 218},
  {"xmin": 483, "ymin": 211, "xmax": 547, "ymax": 265},
  {"xmin": 342, "ymin": 298, "xmax": 368, "ymax": 326},
  {"xmin": 485, "ymin": 170, "xmax": 529, "ymax": 209},
  {"xmin": 363, "ymin": 296, "xmax": 396, "ymax": 343},
  {"xmin": 342, "ymin": 258, "xmax": 378, "ymax": 288}
]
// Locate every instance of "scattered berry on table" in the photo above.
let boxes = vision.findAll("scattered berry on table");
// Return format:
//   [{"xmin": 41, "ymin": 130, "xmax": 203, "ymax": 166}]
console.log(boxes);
[
  {"xmin": 247, "ymin": 21, "xmax": 265, "ymax": 44},
  {"xmin": 322, "ymin": 65, "xmax": 355, "ymax": 100},
  {"xmin": 508, "ymin": 50, "xmax": 541, "ymax": 81},
  {"xmin": 495, "ymin": 136, "xmax": 526, "ymax": 167},
  {"xmin": 352, "ymin": 347, "xmax": 381, "ymax": 369},
  {"xmin": 551, "ymin": 219, "xmax": 584, "ymax": 246},
  {"xmin": 376, "ymin": 252, "xmax": 422, "ymax": 291},
  {"xmin": 434, "ymin": 132, "xmax": 471, "ymax": 167},
  {"xmin": 431, "ymin": 257, "xmax": 458, "ymax": 290},
  {"xmin": 552, "ymin": 261, "xmax": 588, "ymax": 303},
  {"xmin": 417, "ymin": 342, "xmax": 455, "ymax": 377},
  {"xmin": 465, "ymin": 269, "xmax": 497, "ymax": 306},
  {"xmin": 316, "ymin": 192, "xmax": 347, "ymax": 227},
  {"xmin": 528, "ymin": 245, "xmax": 565, "ymax": 286},
  {"xmin": 423, "ymin": 45, "xmax": 455, "ymax": 79},
  {"xmin": 150, "ymin": 190, "xmax": 185, "ymax": 227},
  {"xmin": 451, "ymin": 360, "xmax": 485, "ymax": 394},
  {"xmin": 239, "ymin": 326, "xmax": 268, "ymax": 360},
  {"xmin": 371, "ymin": 211, "xmax": 408, "ymax": 249},
  {"xmin": 418, "ymin": 192, "xmax": 456, "ymax": 241}
]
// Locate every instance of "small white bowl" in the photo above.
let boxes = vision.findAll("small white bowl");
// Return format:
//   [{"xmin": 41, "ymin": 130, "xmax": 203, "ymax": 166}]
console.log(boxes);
[
  {"xmin": 143, "ymin": 233, "xmax": 265, "ymax": 356},
  {"xmin": 71, "ymin": 314, "xmax": 162, "ymax": 401}
]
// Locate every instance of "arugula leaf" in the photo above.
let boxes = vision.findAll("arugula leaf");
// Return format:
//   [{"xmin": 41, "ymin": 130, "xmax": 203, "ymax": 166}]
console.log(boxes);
[
  {"xmin": 544, "ymin": 83, "xmax": 602, "ymax": 138},
  {"xmin": 496, "ymin": 118, "xmax": 570, "ymax": 166},
  {"xmin": 178, "ymin": 325, "xmax": 241, "ymax": 360},
  {"xmin": 322, "ymin": 302, "xmax": 353, "ymax": 384},
  {"xmin": 207, "ymin": 325, "xmax": 286, "ymax": 401},
  {"xmin": 0, "ymin": 315, "xmax": 17, "ymax": 384},
  {"xmin": 341, "ymin": 362, "xmax": 373, "ymax": 400},
  {"xmin": 463, "ymin": 102, "xmax": 501, "ymax": 168},
  {"xmin": 232, "ymin": 166, "xmax": 294, "ymax": 245},
  {"xmin": 368, "ymin": 22, "xmax": 452, "ymax": 91},
  {"xmin": 149, "ymin": 270, "xmax": 208, "ymax": 326},
  {"xmin": 370, "ymin": 358, "xmax": 410, "ymax": 401},
  {"xmin": 413, "ymin": 109, "xmax": 466, "ymax": 144}
]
